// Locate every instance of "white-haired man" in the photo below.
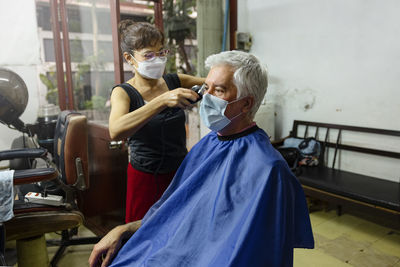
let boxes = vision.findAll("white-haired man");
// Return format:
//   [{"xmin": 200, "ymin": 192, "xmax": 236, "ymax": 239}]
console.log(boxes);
[{"xmin": 89, "ymin": 51, "xmax": 314, "ymax": 267}]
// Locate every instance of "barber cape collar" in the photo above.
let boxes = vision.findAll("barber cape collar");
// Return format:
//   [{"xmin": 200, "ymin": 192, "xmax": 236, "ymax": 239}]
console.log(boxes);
[{"xmin": 109, "ymin": 127, "xmax": 314, "ymax": 267}]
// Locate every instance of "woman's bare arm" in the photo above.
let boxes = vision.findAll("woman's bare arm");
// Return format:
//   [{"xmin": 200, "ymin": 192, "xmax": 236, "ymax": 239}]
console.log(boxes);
[
  {"xmin": 109, "ymin": 86, "xmax": 199, "ymax": 140},
  {"xmin": 178, "ymin": 74, "xmax": 206, "ymax": 89}
]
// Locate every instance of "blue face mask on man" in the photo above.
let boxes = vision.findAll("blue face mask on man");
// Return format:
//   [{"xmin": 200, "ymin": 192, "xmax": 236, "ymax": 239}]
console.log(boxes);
[{"xmin": 199, "ymin": 93, "xmax": 243, "ymax": 132}]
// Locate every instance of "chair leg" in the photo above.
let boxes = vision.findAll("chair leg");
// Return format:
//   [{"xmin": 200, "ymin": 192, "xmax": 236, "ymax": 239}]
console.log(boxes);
[
  {"xmin": 0, "ymin": 224, "xmax": 6, "ymax": 266},
  {"xmin": 50, "ymin": 243, "xmax": 67, "ymax": 267},
  {"xmin": 336, "ymin": 205, "xmax": 342, "ymax": 216},
  {"xmin": 16, "ymin": 235, "xmax": 49, "ymax": 267},
  {"xmin": 49, "ymin": 229, "xmax": 102, "ymax": 267}
]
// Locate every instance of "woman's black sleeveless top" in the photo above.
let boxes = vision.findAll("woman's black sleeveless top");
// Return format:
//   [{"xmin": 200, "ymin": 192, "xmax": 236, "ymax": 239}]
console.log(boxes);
[{"xmin": 112, "ymin": 74, "xmax": 187, "ymax": 174}]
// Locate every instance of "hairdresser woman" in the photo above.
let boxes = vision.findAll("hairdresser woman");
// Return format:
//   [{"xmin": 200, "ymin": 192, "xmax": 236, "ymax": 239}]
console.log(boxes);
[{"xmin": 110, "ymin": 19, "xmax": 205, "ymax": 223}]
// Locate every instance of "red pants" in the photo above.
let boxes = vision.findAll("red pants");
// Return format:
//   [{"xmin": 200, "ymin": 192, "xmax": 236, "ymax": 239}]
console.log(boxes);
[{"xmin": 125, "ymin": 163, "xmax": 175, "ymax": 223}]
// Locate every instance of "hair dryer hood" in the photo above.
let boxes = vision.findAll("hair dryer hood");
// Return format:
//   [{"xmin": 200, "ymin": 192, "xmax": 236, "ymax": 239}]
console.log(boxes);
[{"xmin": 0, "ymin": 68, "xmax": 29, "ymax": 126}]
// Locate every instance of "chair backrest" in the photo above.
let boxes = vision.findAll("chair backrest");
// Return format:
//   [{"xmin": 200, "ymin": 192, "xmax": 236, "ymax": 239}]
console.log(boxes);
[
  {"xmin": 53, "ymin": 110, "xmax": 89, "ymax": 190},
  {"xmin": 291, "ymin": 120, "xmax": 400, "ymax": 168}
]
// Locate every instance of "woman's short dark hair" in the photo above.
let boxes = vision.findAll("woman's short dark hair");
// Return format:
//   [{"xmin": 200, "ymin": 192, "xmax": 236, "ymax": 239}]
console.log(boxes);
[{"xmin": 118, "ymin": 19, "xmax": 164, "ymax": 54}]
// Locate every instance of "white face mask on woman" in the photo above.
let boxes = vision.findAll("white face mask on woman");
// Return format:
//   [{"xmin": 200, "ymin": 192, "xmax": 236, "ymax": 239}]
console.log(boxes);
[{"xmin": 131, "ymin": 55, "xmax": 167, "ymax": 80}]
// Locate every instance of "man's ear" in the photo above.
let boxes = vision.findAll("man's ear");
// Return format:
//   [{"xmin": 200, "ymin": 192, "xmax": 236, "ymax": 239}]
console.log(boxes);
[{"xmin": 241, "ymin": 96, "xmax": 254, "ymax": 113}]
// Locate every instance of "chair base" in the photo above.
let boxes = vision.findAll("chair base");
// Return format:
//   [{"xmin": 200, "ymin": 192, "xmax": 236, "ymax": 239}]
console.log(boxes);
[
  {"xmin": 47, "ymin": 229, "xmax": 101, "ymax": 267},
  {"xmin": 16, "ymin": 235, "xmax": 49, "ymax": 267}
]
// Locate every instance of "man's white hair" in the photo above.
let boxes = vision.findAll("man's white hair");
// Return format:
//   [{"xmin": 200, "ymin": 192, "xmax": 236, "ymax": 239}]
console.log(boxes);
[{"xmin": 205, "ymin": 50, "xmax": 268, "ymax": 119}]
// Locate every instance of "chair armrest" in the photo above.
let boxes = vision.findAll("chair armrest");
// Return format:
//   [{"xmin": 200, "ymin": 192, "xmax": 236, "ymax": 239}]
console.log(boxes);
[
  {"xmin": 13, "ymin": 168, "xmax": 58, "ymax": 185},
  {"xmin": 0, "ymin": 148, "xmax": 47, "ymax": 161},
  {"xmin": 271, "ymin": 135, "xmax": 291, "ymax": 148}
]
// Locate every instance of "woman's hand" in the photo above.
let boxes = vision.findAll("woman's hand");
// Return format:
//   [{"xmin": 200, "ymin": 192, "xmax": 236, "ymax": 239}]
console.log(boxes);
[
  {"xmin": 88, "ymin": 221, "xmax": 141, "ymax": 267},
  {"xmin": 158, "ymin": 88, "xmax": 200, "ymax": 109},
  {"xmin": 108, "ymin": 86, "xmax": 200, "ymax": 141}
]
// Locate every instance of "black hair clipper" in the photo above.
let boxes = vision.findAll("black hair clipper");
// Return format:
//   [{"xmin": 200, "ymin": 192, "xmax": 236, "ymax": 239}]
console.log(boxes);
[
  {"xmin": 189, "ymin": 84, "xmax": 206, "ymax": 104},
  {"xmin": 167, "ymin": 84, "xmax": 207, "ymax": 114}
]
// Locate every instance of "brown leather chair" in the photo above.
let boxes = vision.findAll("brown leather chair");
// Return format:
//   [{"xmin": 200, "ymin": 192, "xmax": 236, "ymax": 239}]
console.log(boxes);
[{"xmin": 0, "ymin": 111, "xmax": 99, "ymax": 267}]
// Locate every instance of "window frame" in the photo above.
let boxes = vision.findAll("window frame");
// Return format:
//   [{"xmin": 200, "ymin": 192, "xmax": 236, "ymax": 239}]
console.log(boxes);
[{"xmin": 50, "ymin": 0, "xmax": 164, "ymax": 111}]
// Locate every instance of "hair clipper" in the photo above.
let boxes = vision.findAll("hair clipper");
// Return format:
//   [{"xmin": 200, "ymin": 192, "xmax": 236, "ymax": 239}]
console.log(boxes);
[{"xmin": 189, "ymin": 84, "xmax": 206, "ymax": 104}]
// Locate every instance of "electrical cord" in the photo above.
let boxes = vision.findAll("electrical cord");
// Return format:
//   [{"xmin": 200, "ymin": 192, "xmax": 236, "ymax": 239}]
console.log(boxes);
[{"xmin": 152, "ymin": 111, "xmax": 168, "ymax": 203}]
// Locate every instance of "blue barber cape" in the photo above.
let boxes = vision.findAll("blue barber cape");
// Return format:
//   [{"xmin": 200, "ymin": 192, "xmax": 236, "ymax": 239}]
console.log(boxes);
[{"xmin": 110, "ymin": 126, "xmax": 314, "ymax": 267}]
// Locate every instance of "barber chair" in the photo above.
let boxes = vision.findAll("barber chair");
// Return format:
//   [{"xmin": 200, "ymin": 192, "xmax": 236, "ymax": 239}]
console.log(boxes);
[{"xmin": 0, "ymin": 111, "xmax": 100, "ymax": 267}]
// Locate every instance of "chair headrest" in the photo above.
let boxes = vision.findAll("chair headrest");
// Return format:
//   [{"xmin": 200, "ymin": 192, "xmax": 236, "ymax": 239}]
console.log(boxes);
[{"xmin": 53, "ymin": 111, "xmax": 89, "ymax": 189}]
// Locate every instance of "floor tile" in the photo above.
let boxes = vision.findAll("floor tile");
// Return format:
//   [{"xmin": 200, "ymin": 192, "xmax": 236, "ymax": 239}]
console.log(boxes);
[
  {"xmin": 348, "ymin": 245, "xmax": 399, "ymax": 267},
  {"xmin": 372, "ymin": 230, "xmax": 400, "ymax": 258},
  {"xmin": 317, "ymin": 234, "xmax": 369, "ymax": 263},
  {"xmin": 309, "ymin": 210, "xmax": 337, "ymax": 228},
  {"xmin": 392, "ymin": 259, "xmax": 400, "ymax": 266},
  {"xmin": 312, "ymin": 213, "xmax": 366, "ymax": 240},
  {"xmin": 345, "ymin": 219, "xmax": 392, "ymax": 244},
  {"xmin": 294, "ymin": 247, "xmax": 353, "ymax": 267}
]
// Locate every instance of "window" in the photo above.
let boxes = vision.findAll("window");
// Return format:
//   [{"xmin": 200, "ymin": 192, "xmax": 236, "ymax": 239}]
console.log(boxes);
[{"xmin": 36, "ymin": 0, "xmax": 152, "ymax": 122}]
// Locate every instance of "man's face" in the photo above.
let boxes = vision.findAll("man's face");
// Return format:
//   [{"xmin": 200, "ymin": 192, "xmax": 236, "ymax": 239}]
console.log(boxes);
[
  {"xmin": 204, "ymin": 65, "xmax": 244, "ymax": 120},
  {"xmin": 204, "ymin": 65, "xmax": 237, "ymax": 102}
]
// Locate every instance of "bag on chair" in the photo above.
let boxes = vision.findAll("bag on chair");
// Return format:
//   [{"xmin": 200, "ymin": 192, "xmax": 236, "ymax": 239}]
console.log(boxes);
[
  {"xmin": 276, "ymin": 147, "xmax": 302, "ymax": 176},
  {"xmin": 280, "ymin": 137, "xmax": 321, "ymax": 168},
  {"xmin": 283, "ymin": 137, "xmax": 321, "ymax": 157}
]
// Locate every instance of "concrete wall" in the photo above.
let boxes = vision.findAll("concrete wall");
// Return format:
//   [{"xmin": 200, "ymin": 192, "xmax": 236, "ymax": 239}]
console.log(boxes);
[
  {"xmin": 0, "ymin": 1, "xmax": 41, "ymax": 157},
  {"xmin": 238, "ymin": 0, "xmax": 400, "ymax": 182}
]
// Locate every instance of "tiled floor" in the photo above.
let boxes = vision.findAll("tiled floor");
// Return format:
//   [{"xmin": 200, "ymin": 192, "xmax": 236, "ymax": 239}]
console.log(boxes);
[
  {"xmin": 6, "ymin": 210, "xmax": 400, "ymax": 266},
  {"xmin": 294, "ymin": 210, "xmax": 400, "ymax": 266}
]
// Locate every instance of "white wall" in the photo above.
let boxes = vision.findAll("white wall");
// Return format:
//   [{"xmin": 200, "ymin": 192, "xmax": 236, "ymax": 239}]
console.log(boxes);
[
  {"xmin": 0, "ymin": 1, "xmax": 41, "ymax": 155},
  {"xmin": 238, "ymin": 0, "xmax": 400, "ymax": 182}
]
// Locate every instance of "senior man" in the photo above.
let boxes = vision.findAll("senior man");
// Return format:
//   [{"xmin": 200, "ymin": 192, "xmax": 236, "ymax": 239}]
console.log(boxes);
[{"xmin": 89, "ymin": 50, "xmax": 314, "ymax": 267}]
